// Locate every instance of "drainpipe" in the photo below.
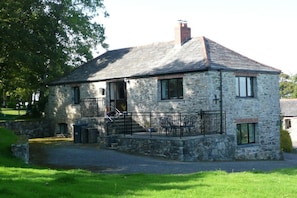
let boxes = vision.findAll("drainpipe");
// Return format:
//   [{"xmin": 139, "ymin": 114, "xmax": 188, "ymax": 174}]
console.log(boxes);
[{"xmin": 219, "ymin": 70, "xmax": 223, "ymax": 134}]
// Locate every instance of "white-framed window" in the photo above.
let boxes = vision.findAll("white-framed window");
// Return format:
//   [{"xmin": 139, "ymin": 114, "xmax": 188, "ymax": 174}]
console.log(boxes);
[
  {"xmin": 237, "ymin": 123, "xmax": 256, "ymax": 145},
  {"xmin": 160, "ymin": 78, "xmax": 183, "ymax": 100},
  {"xmin": 236, "ymin": 76, "xmax": 255, "ymax": 97}
]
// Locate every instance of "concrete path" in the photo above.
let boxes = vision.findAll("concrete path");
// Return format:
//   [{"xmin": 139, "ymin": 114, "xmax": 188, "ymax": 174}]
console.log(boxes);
[{"xmin": 29, "ymin": 142, "xmax": 297, "ymax": 174}]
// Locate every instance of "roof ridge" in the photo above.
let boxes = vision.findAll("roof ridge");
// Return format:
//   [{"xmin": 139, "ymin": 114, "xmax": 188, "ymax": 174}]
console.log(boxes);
[{"xmin": 200, "ymin": 36, "xmax": 210, "ymax": 68}]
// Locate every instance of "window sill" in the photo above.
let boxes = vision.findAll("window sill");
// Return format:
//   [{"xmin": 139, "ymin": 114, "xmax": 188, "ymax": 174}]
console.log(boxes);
[
  {"xmin": 237, "ymin": 143, "xmax": 259, "ymax": 148},
  {"xmin": 236, "ymin": 96, "xmax": 256, "ymax": 99},
  {"xmin": 159, "ymin": 99, "xmax": 185, "ymax": 102}
]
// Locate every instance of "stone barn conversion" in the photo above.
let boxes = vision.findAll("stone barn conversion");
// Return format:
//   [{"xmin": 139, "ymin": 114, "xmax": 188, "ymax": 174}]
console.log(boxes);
[
  {"xmin": 280, "ymin": 98, "xmax": 297, "ymax": 144},
  {"xmin": 47, "ymin": 22, "xmax": 282, "ymax": 161}
]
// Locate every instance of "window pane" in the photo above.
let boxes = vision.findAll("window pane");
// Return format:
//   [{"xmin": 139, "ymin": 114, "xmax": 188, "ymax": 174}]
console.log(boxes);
[
  {"xmin": 169, "ymin": 79, "xmax": 177, "ymax": 98},
  {"xmin": 241, "ymin": 123, "xmax": 248, "ymax": 144},
  {"xmin": 236, "ymin": 124, "xmax": 241, "ymax": 144},
  {"xmin": 247, "ymin": 77, "xmax": 253, "ymax": 97},
  {"xmin": 236, "ymin": 77, "xmax": 239, "ymax": 96},
  {"xmin": 239, "ymin": 77, "xmax": 246, "ymax": 97},
  {"xmin": 248, "ymin": 124, "xmax": 255, "ymax": 143},
  {"xmin": 117, "ymin": 82, "xmax": 125, "ymax": 99},
  {"xmin": 177, "ymin": 79, "xmax": 183, "ymax": 99},
  {"xmin": 161, "ymin": 80, "xmax": 168, "ymax": 99},
  {"xmin": 74, "ymin": 87, "xmax": 80, "ymax": 104}
]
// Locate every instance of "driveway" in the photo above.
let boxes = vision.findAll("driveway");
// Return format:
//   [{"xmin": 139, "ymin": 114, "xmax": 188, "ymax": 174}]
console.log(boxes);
[{"xmin": 29, "ymin": 142, "xmax": 297, "ymax": 174}]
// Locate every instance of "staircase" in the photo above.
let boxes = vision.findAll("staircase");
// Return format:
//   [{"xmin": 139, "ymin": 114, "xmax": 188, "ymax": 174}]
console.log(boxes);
[{"xmin": 106, "ymin": 115, "xmax": 147, "ymax": 135}]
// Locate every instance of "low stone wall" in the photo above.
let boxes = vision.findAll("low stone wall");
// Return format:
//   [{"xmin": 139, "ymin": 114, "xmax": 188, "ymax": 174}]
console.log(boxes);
[
  {"xmin": 0, "ymin": 120, "xmax": 53, "ymax": 138},
  {"xmin": 11, "ymin": 135, "xmax": 29, "ymax": 164},
  {"xmin": 112, "ymin": 134, "xmax": 235, "ymax": 161}
]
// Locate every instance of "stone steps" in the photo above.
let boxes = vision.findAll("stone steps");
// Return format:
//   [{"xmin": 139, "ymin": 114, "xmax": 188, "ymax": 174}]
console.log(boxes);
[{"xmin": 106, "ymin": 116, "xmax": 147, "ymax": 134}]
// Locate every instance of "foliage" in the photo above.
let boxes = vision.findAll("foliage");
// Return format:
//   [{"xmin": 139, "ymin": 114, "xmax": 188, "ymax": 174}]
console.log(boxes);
[
  {"xmin": 280, "ymin": 129, "xmax": 293, "ymax": 152},
  {"xmin": 279, "ymin": 73, "xmax": 297, "ymax": 98},
  {"xmin": 0, "ymin": 127, "xmax": 23, "ymax": 166},
  {"xmin": 0, "ymin": 128, "xmax": 17, "ymax": 155},
  {"xmin": 0, "ymin": 0, "xmax": 108, "ymax": 112}
]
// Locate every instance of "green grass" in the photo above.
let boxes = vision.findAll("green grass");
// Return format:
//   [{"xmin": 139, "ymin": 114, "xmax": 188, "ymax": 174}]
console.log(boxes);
[
  {"xmin": 0, "ymin": 108, "xmax": 26, "ymax": 120},
  {"xmin": 1, "ymin": 128, "xmax": 297, "ymax": 197},
  {"xmin": 0, "ymin": 108, "xmax": 40, "ymax": 121}
]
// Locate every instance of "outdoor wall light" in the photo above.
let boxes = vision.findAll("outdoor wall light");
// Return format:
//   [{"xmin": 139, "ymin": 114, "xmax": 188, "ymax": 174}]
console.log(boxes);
[{"xmin": 124, "ymin": 78, "xmax": 130, "ymax": 83}]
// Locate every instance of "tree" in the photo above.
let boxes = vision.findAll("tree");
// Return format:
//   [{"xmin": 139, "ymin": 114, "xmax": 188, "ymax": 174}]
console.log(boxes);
[
  {"xmin": 279, "ymin": 73, "xmax": 297, "ymax": 98},
  {"xmin": 0, "ymin": 0, "xmax": 108, "ymax": 111}
]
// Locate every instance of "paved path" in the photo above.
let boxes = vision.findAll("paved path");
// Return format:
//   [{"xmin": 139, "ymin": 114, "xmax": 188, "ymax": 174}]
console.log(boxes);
[{"xmin": 30, "ymin": 143, "xmax": 297, "ymax": 174}]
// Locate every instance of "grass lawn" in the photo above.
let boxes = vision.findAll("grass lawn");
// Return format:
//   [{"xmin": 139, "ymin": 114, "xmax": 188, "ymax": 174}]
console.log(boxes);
[
  {"xmin": 0, "ymin": 108, "xmax": 41, "ymax": 121},
  {"xmin": 1, "ymin": 128, "xmax": 297, "ymax": 197},
  {"xmin": 0, "ymin": 108, "xmax": 27, "ymax": 120}
]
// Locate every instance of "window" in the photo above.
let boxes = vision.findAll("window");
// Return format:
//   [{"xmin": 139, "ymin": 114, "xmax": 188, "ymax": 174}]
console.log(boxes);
[
  {"xmin": 58, "ymin": 123, "xmax": 68, "ymax": 135},
  {"xmin": 237, "ymin": 123, "xmax": 256, "ymax": 145},
  {"xmin": 160, "ymin": 78, "xmax": 183, "ymax": 100},
  {"xmin": 73, "ymin": 86, "xmax": 80, "ymax": 104},
  {"xmin": 236, "ymin": 76, "xmax": 254, "ymax": 97},
  {"xmin": 285, "ymin": 119, "xmax": 291, "ymax": 129}
]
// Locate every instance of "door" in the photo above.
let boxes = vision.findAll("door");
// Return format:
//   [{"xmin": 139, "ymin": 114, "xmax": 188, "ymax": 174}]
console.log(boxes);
[{"xmin": 109, "ymin": 81, "xmax": 127, "ymax": 112}]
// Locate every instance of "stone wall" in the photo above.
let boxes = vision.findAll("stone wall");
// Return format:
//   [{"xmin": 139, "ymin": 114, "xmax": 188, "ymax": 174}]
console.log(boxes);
[
  {"xmin": 11, "ymin": 135, "xmax": 29, "ymax": 164},
  {"xmin": 126, "ymin": 70, "xmax": 282, "ymax": 160},
  {"xmin": 113, "ymin": 134, "xmax": 235, "ymax": 161},
  {"xmin": 127, "ymin": 72, "xmax": 214, "ymax": 113},
  {"xmin": 47, "ymin": 82, "xmax": 106, "ymax": 136},
  {"xmin": 223, "ymin": 72, "xmax": 282, "ymax": 160},
  {"xmin": 48, "ymin": 69, "xmax": 281, "ymax": 160},
  {"xmin": 0, "ymin": 120, "xmax": 53, "ymax": 138}
]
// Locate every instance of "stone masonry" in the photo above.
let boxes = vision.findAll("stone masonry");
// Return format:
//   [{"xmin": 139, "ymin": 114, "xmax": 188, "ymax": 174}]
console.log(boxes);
[
  {"xmin": 47, "ymin": 70, "xmax": 282, "ymax": 161},
  {"xmin": 0, "ymin": 120, "xmax": 53, "ymax": 138},
  {"xmin": 109, "ymin": 134, "xmax": 235, "ymax": 161}
]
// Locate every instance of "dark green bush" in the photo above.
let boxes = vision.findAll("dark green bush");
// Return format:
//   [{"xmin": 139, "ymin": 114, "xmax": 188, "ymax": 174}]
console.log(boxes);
[{"xmin": 280, "ymin": 129, "xmax": 293, "ymax": 152}]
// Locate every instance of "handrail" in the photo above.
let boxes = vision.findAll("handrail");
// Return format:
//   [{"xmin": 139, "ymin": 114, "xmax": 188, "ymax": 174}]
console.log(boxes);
[
  {"xmin": 104, "ymin": 110, "xmax": 225, "ymax": 137},
  {"xmin": 105, "ymin": 105, "xmax": 123, "ymax": 122}
]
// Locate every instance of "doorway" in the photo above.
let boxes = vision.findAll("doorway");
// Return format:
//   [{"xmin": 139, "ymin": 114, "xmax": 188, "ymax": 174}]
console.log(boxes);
[{"xmin": 108, "ymin": 81, "xmax": 127, "ymax": 112}]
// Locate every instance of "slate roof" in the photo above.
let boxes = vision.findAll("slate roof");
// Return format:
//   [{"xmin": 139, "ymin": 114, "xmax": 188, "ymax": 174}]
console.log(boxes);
[
  {"xmin": 280, "ymin": 99, "xmax": 297, "ymax": 117},
  {"xmin": 50, "ymin": 36, "xmax": 281, "ymax": 85}
]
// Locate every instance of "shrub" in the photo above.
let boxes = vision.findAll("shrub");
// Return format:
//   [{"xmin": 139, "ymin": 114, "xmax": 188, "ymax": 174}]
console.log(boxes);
[{"xmin": 280, "ymin": 129, "xmax": 293, "ymax": 152}]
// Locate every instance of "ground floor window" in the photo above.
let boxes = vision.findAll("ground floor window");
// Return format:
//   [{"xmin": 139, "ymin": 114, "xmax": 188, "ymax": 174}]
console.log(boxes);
[
  {"xmin": 58, "ymin": 123, "xmax": 68, "ymax": 135},
  {"xmin": 285, "ymin": 119, "xmax": 291, "ymax": 129},
  {"xmin": 236, "ymin": 123, "xmax": 256, "ymax": 145}
]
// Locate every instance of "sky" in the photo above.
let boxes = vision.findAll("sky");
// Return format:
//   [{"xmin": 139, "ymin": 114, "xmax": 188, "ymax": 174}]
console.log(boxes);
[{"xmin": 95, "ymin": 0, "xmax": 297, "ymax": 74}]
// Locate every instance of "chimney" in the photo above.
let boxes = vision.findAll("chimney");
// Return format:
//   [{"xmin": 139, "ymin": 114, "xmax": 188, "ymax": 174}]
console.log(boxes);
[{"xmin": 175, "ymin": 21, "xmax": 191, "ymax": 45}]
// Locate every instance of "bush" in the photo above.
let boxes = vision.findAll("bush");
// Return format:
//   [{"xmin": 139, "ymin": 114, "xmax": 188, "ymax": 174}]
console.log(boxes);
[{"xmin": 280, "ymin": 129, "xmax": 293, "ymax": 152}]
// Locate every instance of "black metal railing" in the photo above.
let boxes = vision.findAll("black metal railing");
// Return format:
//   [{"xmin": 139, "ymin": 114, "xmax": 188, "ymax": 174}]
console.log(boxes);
[
  {"xmin": 80, "ymin": 98, "xmax": 105, "ymax": 117},
  {"xmin": 105, "ymin": 110, "xmax": 226, "ymax": 137}
]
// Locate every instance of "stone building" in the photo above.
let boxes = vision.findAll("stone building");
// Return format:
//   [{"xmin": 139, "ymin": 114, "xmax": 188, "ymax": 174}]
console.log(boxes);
[
  {"xmin": 280, "ymin": 98, "xmax": 297, "ymax": 145},
  {"xmin": 48, "ymin": 22, "xmax": 282, "ymax": 161}
]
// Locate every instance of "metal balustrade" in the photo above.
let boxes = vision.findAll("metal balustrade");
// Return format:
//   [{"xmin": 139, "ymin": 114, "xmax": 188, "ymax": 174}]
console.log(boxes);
[
  {"xmin": 79, "ymin": 98, "xmax": 225, "ymax": 137},
  {"xmin": 105, "ymin": 110, "xmax": 226, "ymax": 137}
]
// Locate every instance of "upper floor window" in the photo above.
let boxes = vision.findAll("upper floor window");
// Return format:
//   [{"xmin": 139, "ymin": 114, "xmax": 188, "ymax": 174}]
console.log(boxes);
[
  {"xmin": 73, "ymin": 86, "xmax": 80, "ymax": 104},
  {"xmin": 161, "ymin": 78, "xmax": 183, "ymax": 100},
  {"xmin": 237, "ymin": 123, "xmax": 256, "ymax": 145},
  {"xmin": 236, "ymin": 76, "xmax": 255, "ymax": 97}
]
